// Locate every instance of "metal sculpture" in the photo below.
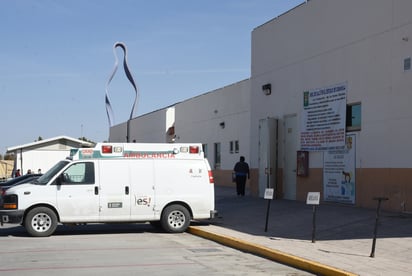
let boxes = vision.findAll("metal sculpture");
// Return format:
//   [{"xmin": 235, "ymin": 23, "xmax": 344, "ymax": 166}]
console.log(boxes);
[{"xmin": 105, "ymin": 42, "xmax": 139, "ymax": 142}]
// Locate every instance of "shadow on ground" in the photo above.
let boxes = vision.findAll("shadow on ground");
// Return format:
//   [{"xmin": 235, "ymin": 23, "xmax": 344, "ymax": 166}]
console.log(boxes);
[{"xmin": 212, "ymin": 186, "xmax": 412, "ymax": 241}]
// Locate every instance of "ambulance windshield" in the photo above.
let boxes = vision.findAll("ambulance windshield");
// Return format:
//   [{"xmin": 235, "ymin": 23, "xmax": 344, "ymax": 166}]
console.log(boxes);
[{"xmin": 36, "ymin": 160, "xmax": 70, "ymax": 185}]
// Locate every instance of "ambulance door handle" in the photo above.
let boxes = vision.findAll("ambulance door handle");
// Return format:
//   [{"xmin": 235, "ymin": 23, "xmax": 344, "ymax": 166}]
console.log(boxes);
[
  {"xmin": 94, "ymin": 186, "xmax": 99, "ymax": 195},
  {"xmin": 125, "ymin": 186, "xmax": 129, "ymax": 195}
]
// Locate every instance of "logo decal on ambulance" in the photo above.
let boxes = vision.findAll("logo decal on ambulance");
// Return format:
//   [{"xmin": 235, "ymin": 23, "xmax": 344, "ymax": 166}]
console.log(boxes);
[
  {"xmin": 135, "ymin": 195, "xmax": 152, "ymax": 206},
  {"xmin": 189, "ymin": 168, "xmax": 203, "ymax": 178},
  {"xmin": 79, "ymin": 149, "xmax": 94, "ymax": 158},
  {"xmin": 124, "ymin": 151, "xmax": 175, "ymax": 159},
  {"xmin": 108, "ymin": 202, "xmax": 123, "ymax": 208}
]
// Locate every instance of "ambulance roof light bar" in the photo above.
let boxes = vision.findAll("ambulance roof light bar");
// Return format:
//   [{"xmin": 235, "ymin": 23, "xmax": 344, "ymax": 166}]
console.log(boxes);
[
  {"xmin": 102, "ymin": 145, "xmax": 113, "ymax": 154},
  {"xmin": 100, "ymin": 144, "xmax": 199, "ymax": 155},
  {"xmin": 178, "ymin": 145, "xmax": 200, "ymax": 154},
  {"xmin": 189, "ymin": 146, "xmax": 199, "ymax": 154},
  {"xmin": 101, "ymin": 145, "xmax": 123, "ymax": 154}
]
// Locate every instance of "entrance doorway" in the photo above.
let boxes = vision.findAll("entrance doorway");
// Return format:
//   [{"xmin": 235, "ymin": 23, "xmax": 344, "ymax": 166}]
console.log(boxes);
[{"xmin": 258, "ymin": 118, "xmax": 278, "ymax": 198}]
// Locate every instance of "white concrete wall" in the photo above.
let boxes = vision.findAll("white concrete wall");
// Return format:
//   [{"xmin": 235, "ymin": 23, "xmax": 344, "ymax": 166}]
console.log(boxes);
[
  {"xmin": 165, "ymin": 107, "xmax": 175, "ymax": 143},
  {"xmin": 106, "ymin": 0, "xmax": 412, "ymax": 208},
  {"xmin": 250, "ymin": 0, "xmax": 412, "ymax": 169},
  {"xmin": 8, "ymin": 137, "xmax": 94, "ymax": 176},
  {"xmin": 109, "ymin": 108, "xmax": 172, "ymax": 143},
  {"xmin": 17, "ymin": 149, "xmax": 70, "ymax": 174},
  {"xmin": 109, "ymin": 79, "xmax": 251, "ymax": 171},
  {"xmin": 107, "ymin": 0, "xmax": 412, "ymax": 172},
  {"xmin": 174, "ymin": 79, "xmax": 251, "ymax": 170},
  {"xmin": 109, "ymin": 123, "xmax": 128, "ymax": 142}
]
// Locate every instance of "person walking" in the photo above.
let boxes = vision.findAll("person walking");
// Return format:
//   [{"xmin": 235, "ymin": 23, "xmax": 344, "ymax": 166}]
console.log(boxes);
[
  {"xmin": 15, "ymin": 169, "xmax": 21, "ymax": 177},
  {"xmin": 233, "ymin": 156, "xmax": 250, "ymax": 196}
]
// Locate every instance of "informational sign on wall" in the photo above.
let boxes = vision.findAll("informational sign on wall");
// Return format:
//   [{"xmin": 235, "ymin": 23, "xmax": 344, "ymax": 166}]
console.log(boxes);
[
  {"xmin": 301, "ymin": 83, "xmax": 347, "ymax": 151},
  {"xmin": 323, "ymin": 134, "xmax": 356, "ymax": 204}
]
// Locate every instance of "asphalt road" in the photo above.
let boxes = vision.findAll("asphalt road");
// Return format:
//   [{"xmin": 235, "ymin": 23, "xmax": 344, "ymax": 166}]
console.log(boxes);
[{"xmin": 0, "ymin": 223, "xmax": 313, "ymax": 276}]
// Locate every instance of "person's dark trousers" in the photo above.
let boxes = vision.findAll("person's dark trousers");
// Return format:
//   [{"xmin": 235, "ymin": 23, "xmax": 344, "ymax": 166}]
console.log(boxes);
[{"xmin": 236, "ymin": 175, "xmax": 247, "ymax": 196}]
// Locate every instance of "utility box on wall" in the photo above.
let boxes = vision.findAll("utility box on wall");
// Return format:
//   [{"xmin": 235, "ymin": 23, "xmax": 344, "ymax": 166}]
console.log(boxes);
[{"xmin": 297, "ymin": 151, "xmax": 309, "ymax": 177}]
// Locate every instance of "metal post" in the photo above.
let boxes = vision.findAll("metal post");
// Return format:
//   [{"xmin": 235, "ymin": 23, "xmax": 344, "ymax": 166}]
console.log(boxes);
[
  {"xmin": 264, "ymin": 187, "xmax": 274, "ymax": 232},
  {"xmin": 265, "ymin": 199, "xmax": 271, "ymax": 232},
  {"xmin": 306, "ymin": 192, "xmax": 320, "ymax": 242},
  {"xmin": 370, "ymin": 197, "xmax": 388, "ymax": 258},
  {"xmin": 126, "ymin": 120, "xmax": 130, "ymax": 143},
  {"xmin": 312, "ymin": 205, "xmax": 317, "ymax": 243}
]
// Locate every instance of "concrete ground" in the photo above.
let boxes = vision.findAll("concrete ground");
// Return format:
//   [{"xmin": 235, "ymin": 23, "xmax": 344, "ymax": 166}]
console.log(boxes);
[{"xmin": 188, "ymin": 186, "xmax": 412, "ymax": 276}]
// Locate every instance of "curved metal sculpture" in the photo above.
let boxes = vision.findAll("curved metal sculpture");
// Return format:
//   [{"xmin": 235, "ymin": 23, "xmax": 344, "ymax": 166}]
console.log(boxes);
[{"xmin": 105, "ymin": 42, "xmax": 139, "ymax": 142}]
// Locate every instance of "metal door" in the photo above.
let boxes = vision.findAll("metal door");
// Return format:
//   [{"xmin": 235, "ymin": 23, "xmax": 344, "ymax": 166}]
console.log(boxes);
[
  {"xmin": 283, "ymin": 114, "xmax": 298, "ymax": 200},
  {"xmin": 258, "ymin": 118, "xmax": 278, "ymax": 198}
]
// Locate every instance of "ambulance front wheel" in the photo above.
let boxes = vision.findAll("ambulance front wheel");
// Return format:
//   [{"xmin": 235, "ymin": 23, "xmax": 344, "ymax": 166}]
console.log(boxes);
[
  {"xmin": 161, "ymin": 204, "xmax": 191, "ymax": 233},
  {"xmin": 24, "ymin": 207, "xmax": 58, "ymax": 237}
]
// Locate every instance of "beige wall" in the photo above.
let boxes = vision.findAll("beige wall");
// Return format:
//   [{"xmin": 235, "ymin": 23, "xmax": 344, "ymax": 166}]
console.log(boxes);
[
  {"xmin": 294, "ymin": 168, "xmax": 412, "ymax": 212},
  {"xmin": 356, "ymin": 169, "xmax": 412, "ymax": 212},
  {"xmin": 214, "ymin": 167, "xmax": 412, "ymax": 212},
  {"xmin": 0, "ymin": 160, "xmax": 13, "ymax": 180}
]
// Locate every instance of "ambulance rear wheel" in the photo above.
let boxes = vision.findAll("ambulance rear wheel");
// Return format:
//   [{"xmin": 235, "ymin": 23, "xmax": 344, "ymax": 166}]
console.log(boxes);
[
  {"xmin": 24, "ymin": 207, "xmax": 58, "ymax": 237},
  {"xmin": 161, "ymin": 204, "xmax": 190, "ymax": 233}
]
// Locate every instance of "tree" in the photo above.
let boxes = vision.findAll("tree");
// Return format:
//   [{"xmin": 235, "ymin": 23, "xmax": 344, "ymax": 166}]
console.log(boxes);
[
  {"xmin": 78, "ymin": 137, "xmax": 96, "ymax": 146},
  {"xmin": 4, "ymin": 153, "xmax": 15, "ymax": 160}
]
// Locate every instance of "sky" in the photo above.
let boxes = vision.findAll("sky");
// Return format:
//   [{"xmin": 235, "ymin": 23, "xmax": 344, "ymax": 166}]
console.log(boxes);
[{"xmin": 0, "ymin": 0, "xmax": 304, "ymax": 155}]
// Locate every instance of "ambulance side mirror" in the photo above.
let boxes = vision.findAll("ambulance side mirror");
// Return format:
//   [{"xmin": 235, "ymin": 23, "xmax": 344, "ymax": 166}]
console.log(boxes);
[{"xmin": 56, "ymin": 174, "xmax": 64, "ymax": 186}]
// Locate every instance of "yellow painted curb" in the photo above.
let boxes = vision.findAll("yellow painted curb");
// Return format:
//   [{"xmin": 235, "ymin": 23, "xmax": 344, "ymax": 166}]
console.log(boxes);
[{"xmin": 188, "ymin": 226, "xmax": 358, "ymax": 276}]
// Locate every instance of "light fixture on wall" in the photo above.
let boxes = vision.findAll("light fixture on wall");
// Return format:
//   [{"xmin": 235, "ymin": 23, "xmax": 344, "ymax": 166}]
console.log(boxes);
[
  {"xmin": 262, "ymin": 83, "xmax": 272, "ymax": 95},
  {"xmin": 219, "ymin": 122, "xmax": 225, "ymax": 129}
]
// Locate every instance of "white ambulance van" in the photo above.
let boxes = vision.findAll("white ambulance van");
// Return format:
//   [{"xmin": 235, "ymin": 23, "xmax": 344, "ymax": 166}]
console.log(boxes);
[{"xmin": 0, "ymin": 143, "xmax": 217, "ymax": 237}]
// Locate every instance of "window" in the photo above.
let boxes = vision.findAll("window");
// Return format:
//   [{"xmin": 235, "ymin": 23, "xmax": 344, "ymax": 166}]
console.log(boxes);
[
  {"xmin": 230, "ymin": 140, "xmax": 239, "ymax": 154},
  {"xmin": 346, "ymin": 103, "xmax": 361, "ymax": 132},
  {"xmin": 62, "ymin": 162, "xmax": 95, "ymax": 184},
  {"xmin": 202, "ymin": 144, "xmax": 208, "ymax": 158},
  {"xmin": 214, "ymin": 143, "xmax": 221, "ymax": 169},
  {"xmin": 404, "ymin": 57, "xmax": 411, "ymax": 71}
]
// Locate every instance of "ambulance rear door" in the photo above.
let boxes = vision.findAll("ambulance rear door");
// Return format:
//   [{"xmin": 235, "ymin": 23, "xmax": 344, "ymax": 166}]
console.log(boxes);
[{"xmin": 153, "ymin": 158, "xmax": 213, "ymax": 218}]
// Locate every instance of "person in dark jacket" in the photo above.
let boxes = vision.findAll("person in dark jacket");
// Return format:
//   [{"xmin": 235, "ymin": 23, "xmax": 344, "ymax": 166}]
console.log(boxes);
[{"xmin": 233, "ymin": 156, "xmax": 250, "ymax": 196}]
